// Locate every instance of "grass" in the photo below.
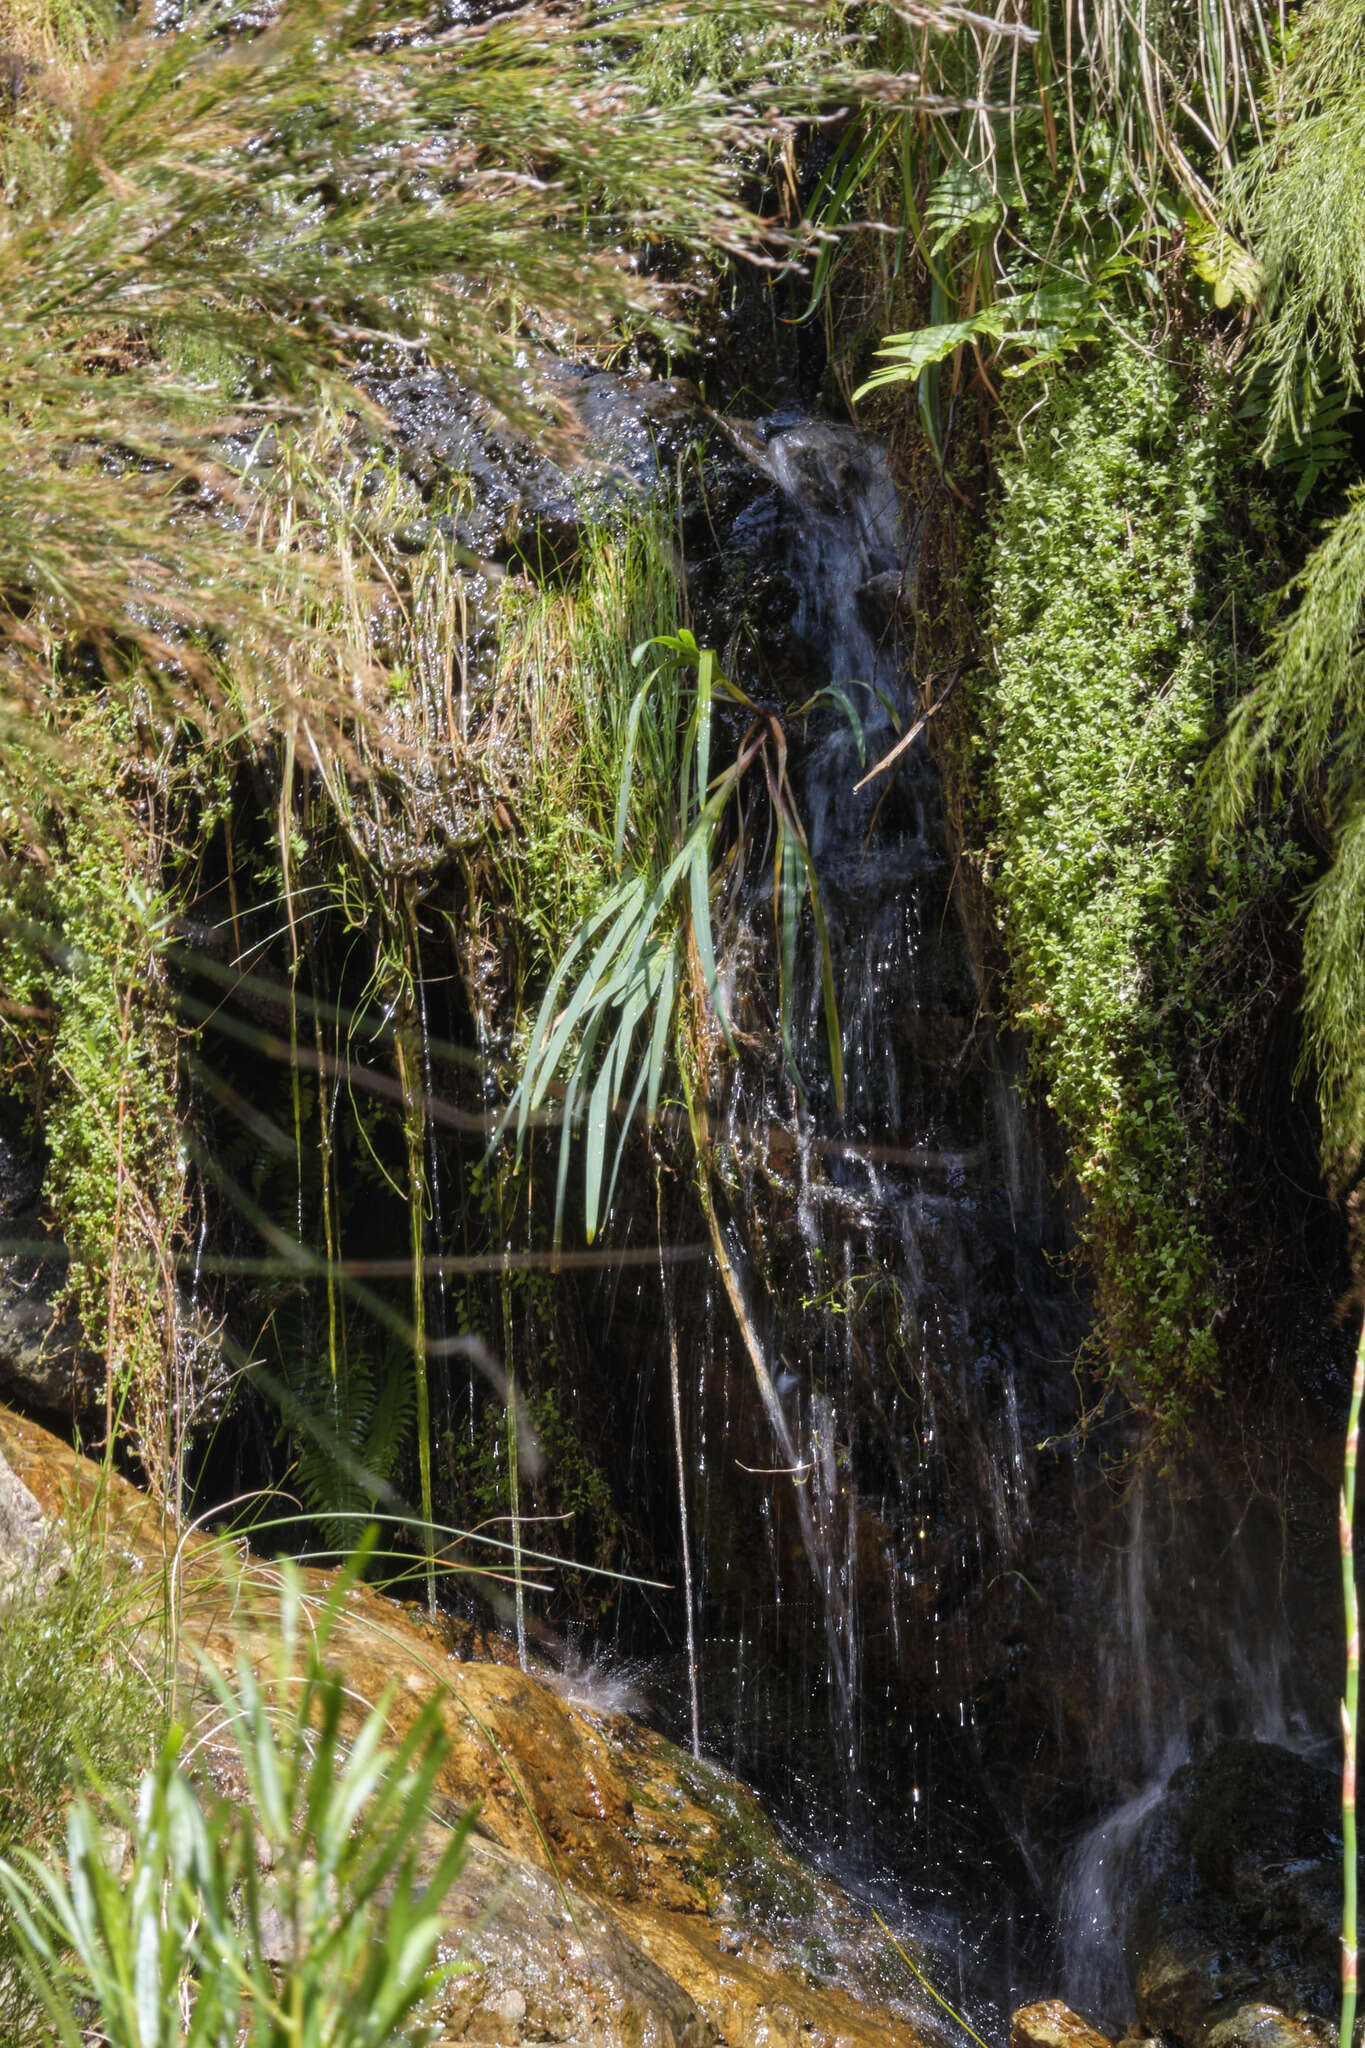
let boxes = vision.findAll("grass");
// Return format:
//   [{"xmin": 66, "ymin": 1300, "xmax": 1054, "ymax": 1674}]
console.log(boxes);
[{"xmin": 0, "ymin": 1522, "xmax": 168, "ymax": 2041}]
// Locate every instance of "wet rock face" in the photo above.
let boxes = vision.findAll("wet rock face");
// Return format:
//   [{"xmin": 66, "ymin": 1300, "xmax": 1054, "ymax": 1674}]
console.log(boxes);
[
  {"xmin": 376, "ymin": 363, "xmax": 762, "ymax": 584},
  {"xmin": 0, "ymin": 1121, "xmax": 99, "ymax": 1419},
  {"xmin": 1132, "ymin": 1741, "xmax": 1341, "ymax": 2048}
]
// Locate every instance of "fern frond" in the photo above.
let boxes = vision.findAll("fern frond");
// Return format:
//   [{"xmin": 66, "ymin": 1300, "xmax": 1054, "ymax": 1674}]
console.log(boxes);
[
  {"xmin": 1239, "ymin": 0, "xmax": 1365, "ymax": 442},
  {"xmin": 1218, "ymin": 486, "xmax": 1365, "ymax": 824}
]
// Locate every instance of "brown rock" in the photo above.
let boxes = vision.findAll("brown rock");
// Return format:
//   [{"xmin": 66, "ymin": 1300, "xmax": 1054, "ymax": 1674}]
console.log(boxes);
[
  {"xmin": 1010, "ymin": 2001, "xmax": 1115, "ymax": 2048},
  {"xmin": 1205, "ymin": 2007, "xmax": 1331, "ymax": 2048},
  {"xmin": 0, "ymin": 1436, "xmax": 67, "ymax": 1592}
]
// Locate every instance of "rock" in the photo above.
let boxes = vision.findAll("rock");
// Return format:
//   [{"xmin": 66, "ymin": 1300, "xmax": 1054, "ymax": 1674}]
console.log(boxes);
[
  {"xmin": 0, "ymin": 1439, "xmax": 64, "ymax": 1592},
  {"xmin": 0, "ymin": 1226, "xmax": 100, "ymax": 1415},
  {"xmin": 0, "ymin": 1403, "xmax": 951, "ymax": 2048},
  {"xmin": 1204, "ymin": 2004, "xmax": 1332, "ymax": 2048},
  {"xmin": 1132, "ymin": 1741, "xmax": 1341, "ymax": 2048},
  {"xmin": 1137, "ymin": 1924, "xmax": 1238, "ymax": 2045},
  {"xmin": 0, "ymin": 1123, "xmax": 100, "ymax": 1417},
  {"xmin": 1011, "ymin": 2000, "xmax": 1115, "ymax": 2048},
  {"xmin": 376, "ymin": 362, "xmax": 745, "ymax": 580},
  {"xmin": 856, "ymin": 569, "xmax": 908, "ymax": 629}
]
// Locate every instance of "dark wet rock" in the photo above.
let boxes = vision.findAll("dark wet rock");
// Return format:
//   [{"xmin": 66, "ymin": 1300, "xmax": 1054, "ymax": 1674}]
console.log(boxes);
[
  {"xmin": 1204, "ymin": 2004, "xmax": 1332, "ymax": 2048},
  {"xmin": 1011, "ymin": 2001, "xmax": 1115, "ymax": 2048},
  {"xmin": 376, "ymin": 362, "xmax": 762, "ymax": 583},
  {"xmin": 857, "ymin": 568, "xmax": 908, "ymax": 629},
  {"xmin": 0, "ymin": 1129, "xmax": 99, "ymax": 1418},
  {"xmin": 0, "ymin": 1230, "xmax": 97, "ymax": 1416},
  {"xmin": 1132, "ymin": 1741, "xmax": 1341, "ymax": 2048}
]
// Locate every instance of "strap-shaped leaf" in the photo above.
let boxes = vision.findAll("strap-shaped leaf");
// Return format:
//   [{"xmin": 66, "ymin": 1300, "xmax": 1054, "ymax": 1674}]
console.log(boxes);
[
  {"xmin": 615, "ymin": 672, "xmax": 656, "ymax": 860},
  {"xmin": 788, "ymin": 828, "xmax": 845, "ymax": 1113},
  {"xmin": 645, "ymin": 941, "xmax": 677, "ymax": 1122}
]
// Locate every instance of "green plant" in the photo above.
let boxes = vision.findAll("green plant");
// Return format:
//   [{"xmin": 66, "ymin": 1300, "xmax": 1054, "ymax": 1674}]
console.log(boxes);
[
  {"xmin": 0, "ymin": 703, "xmax": 190, "ymax": 1480},
  {"xmin": 0, "ymin": 1555, "xmax": 474, "ymax": 2048},
  {"xmin": 0, "ymin": 0, "xmax": 911, "ymax": 1510},
  {"xmin": 505, "ymin": 628, "xmax": 861, "ymax": 1243},
  {"xmin": 1214, "ymin": 0, "xmax": 1365, "ymax": 1194},
  {"xmin": 0, "ymin": 1521, "xmax": 167, "ymax": 2042},
  {"xmin": 1341, "ymin": 1313, "xmax": 1364, "ymax": 2048},
  {"xmin": 967, "ymin": 332, "xmax": 1297, "ymax": 1427}
]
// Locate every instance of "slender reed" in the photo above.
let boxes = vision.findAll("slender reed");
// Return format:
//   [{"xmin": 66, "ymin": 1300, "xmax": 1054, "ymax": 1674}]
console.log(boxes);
[
  {"xmin": 1342, "ymin": 1313, "xmax": 1364, "ymax": 2048},
  {"xmin": 658, "ymin": 1168, "xmax": 700, "ymax": 1758},
  {"xmin": 395, "ymin": 992, "xmax": 435, "ymax": 1617}
]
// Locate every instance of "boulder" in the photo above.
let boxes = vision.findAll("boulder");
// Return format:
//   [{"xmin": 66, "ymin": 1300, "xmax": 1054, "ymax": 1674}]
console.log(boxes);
[
  {"xmin": 0, "ymin": 1439, "xmax": 63, "ymax": 1592},
  {"xmin": 1010, "ymin": 1999, "xmax": 1115, "ymax": 2048},
  {"xmin": 1204, "ymin": 2005, "xmax": 1332, "ymax": 2048},
  {"xmin": 1132, "ymin": 1741, "xmax": 1341, "ymax": 2048}
]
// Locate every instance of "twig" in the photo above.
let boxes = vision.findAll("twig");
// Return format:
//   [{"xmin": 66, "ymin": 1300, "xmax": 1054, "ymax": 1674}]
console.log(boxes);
[{"xmin": 853, "ymin": 672, "xmax": 959, "ymax": 792}]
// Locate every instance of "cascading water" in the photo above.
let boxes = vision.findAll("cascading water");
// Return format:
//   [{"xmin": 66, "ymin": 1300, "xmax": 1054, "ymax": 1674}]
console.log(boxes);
[
  {"xmin": 1056, "ymin": 1449, "xmax": 1327, "ymax": 2024},
  {"xmin": 612, "ymin": 408, "xmax": 1084, "ymax": 1967}
]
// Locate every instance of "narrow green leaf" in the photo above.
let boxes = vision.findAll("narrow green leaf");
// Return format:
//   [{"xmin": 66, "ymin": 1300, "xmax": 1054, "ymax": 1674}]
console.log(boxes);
[
  {"xmin": 615, "ymin": 676, "xmax": 655, "ymax": 860},
  {"xmin": 689, "ymin": 836, "xmax": 733, "ymax": 1051},
  {"xmin": 790, "ymin": 834, "xmax": 844, "ymax": 1113}
]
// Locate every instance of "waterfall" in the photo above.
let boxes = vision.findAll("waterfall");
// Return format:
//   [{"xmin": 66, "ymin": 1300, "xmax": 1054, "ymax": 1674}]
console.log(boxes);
[{"xmin": 652, "ymin": 411, "xmax": 1079, "ymax": 1943}]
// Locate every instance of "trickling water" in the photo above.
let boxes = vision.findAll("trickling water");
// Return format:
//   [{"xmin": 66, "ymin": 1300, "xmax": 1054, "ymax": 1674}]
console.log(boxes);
[
  {"xmin": 644, "ymin": 413, "xmax": 1082, "ymax": 1956},
  {"xmin": 1056, "ymin": 1454, "xmax": 1322, "ymax": 2023},
  {"xmin": 352, "ymin": 368, "xmax": 1341, "ymax": 2027}
]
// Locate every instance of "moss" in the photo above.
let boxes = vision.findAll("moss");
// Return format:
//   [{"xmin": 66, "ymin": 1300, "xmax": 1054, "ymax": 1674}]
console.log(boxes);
[
  {"xmin": 966, "ymin": 333, "xmax": 1304, "ymax": 1430},
  {"xmin": 0, "ymin": 699, "xmax": 189, "ymax": 1479}
]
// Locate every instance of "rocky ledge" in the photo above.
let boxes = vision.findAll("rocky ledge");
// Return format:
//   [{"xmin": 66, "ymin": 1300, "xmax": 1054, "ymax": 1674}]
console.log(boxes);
[{"xmin": 0, "ymin": 1406, "xmax": 950, "ymax": 2048}]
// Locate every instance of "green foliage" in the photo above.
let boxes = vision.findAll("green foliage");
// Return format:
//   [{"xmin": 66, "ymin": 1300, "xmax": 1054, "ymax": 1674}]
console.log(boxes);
[
  {"xmin": 1219, "ymin": 489, "xmax": 1365, "ymax": 1184},
  {"xmin": 0, "ymin": 0, "xmax": 876, "ymax": 735},
  {"xmin": 0, "ymin": 1530, "xmax": 166, "ymax": 2042},
  {"xmin": 277, "ymin": 1342, "xmax": 416, "ymax": 1555},
  {"xmin": 823, "ymin": 0, "xmax": 1275, "ymax": 450},
  {"xmin": 0, "ymin": 701, "xmax": 189, "ymax": 1477},
  {"xmin": 1212, "ymin": 0, "xmax": 1365, "ymax": 1195},
  {"xmin": 972, "ymin": 335, "xmax": 1296, "ymax": 1427},
  {"xmin": 0, "ymin": 0, "xmax": 893, "ymax": 1502},
  {"xmin": 0, "ymin": 0, "xmax": 121, "ymax": 66},
  {"xmin": 489, "ymin": 506, "xmax": 689, "ymax": 980},
  {"xmin": 506, "ymin": 626, "xmax": 857, "ymax": 1243},
  {"xmin": 0, "ymin": 1557, "xmax": 473, "ymax": 2048},
  {"xmin": 1236, "ymin": 0, "xmax": 1365, "ymax": 446}
]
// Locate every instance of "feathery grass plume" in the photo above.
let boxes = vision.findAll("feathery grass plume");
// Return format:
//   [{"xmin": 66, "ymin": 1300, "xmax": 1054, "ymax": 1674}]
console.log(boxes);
[
  {"xmin": 1216, "ymin": 506, "xmax": 1365, "ymax": 1185},
  {"xmin": 0, "ymin": 0, "xmax": 819, "ymax": 723},
  {"xmin": 1341, "ymin": 1313, "xmax": 1364, "ymax": 2048}
]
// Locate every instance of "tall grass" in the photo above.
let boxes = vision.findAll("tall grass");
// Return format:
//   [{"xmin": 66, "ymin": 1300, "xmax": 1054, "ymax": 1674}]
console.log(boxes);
[{"xmin": 0, "ymin": 1521, "xmax": 168, "ymax": 2041}]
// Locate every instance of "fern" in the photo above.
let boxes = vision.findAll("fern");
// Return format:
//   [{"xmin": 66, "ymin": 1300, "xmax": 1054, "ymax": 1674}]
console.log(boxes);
[
  {"xmin": 1218, "ymin": 488, "xmax": 1365, "ymax": 1180},
  {"xmin": 279, "ymin": 1349, "xmax": 416, "ymax": 1554},
  {"xmin": 1238, "ymin": 0, "xmax": 1365, "ymax": 444}
]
